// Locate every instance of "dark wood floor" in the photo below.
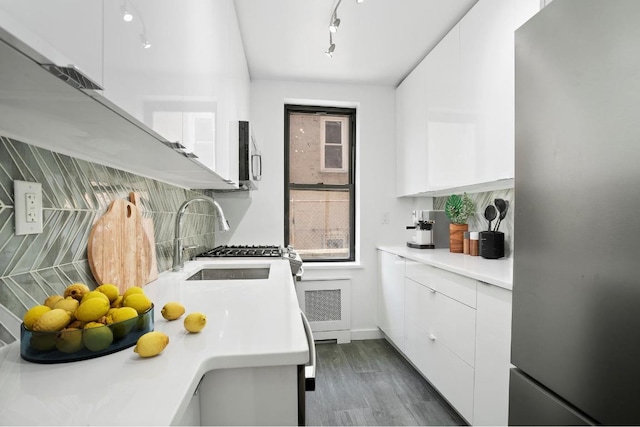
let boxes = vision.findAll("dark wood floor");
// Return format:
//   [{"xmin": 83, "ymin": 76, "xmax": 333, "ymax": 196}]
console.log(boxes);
[{"xmin": 305, "ymin": 339, "xmax": 467, "ymax": 426}]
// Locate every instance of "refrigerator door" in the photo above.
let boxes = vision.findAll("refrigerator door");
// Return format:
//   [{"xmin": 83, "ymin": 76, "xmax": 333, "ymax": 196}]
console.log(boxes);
[
  {"xmin": 509, "ymin": 369, "xmax": 591, "ymax": 426},
  {"xmin": 512, "ymin": 0, "xmax": 640, "ymax": 425}
]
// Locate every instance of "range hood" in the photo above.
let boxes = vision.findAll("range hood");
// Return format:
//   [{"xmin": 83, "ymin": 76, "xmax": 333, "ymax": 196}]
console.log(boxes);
[{"xmin": 0, "ymin": 28, "xmax": 237, "ymax": 190}]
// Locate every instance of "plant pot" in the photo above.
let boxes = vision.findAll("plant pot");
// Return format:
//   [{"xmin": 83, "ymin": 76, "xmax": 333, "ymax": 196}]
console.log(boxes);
[{"xmin": 449, "ymin": 223, "xmax": 468, "ymax": 253}]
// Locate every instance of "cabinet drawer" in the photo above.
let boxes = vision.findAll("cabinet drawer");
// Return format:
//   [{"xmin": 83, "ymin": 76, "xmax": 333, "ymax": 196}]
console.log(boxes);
[
  {"xmin": 405, "ymin": 261, "xmax": 477, "ymax": 307},
  {"xmin": 405, "ymin": 278, "xmax": 476, "ymax": 367},
  {"xmin": 405, "ymin": 324, "xmax": 474, "ymax": 422}
]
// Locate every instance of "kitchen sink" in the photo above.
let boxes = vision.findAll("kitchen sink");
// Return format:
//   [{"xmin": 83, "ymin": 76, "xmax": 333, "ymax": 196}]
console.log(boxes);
[{"xmin": 186, "ymin": 267, "xmax": 271, "ymax": 281}]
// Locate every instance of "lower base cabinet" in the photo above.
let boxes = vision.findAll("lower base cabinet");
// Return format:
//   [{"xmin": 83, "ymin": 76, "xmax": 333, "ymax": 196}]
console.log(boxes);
[
  {"xmin": 377, "ymin": 250, "xmax": 512, "ymax": 425},
  {"xmin": 198, "ymin": 365, "xmax": 299, "ymax": 426}
]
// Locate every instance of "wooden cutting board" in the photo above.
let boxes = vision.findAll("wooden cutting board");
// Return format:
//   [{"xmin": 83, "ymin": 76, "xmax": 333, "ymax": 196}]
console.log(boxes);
[
  {"xmin": 129, "ymin": 192, "xmax": 158, "ymax": 284},
  {"xmin": 88, "ymin": 199, "xmax": 151, "ymax": 294}
]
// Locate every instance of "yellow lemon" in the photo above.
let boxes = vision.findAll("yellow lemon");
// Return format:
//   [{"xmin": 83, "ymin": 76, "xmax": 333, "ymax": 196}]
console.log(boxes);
[
  {"xmin": 134, "ymin": 331, "xmax": 169, "ymax": 358},
  {"xmin": 184, "ymin": 312, "xmax": 207, "ymax": 333},
  {"xmin": 43, "ymin": 295, "xmax": 64, "ymax": 309},
  {"xmin": 83, "ymin": 322, "xmax": 114, "ymax": 352},
  {"xmin": 107, "ymin": 307, "xmax": 139, "ymax": 338},
  {"xmin": 53, "ymin": 297, "xmax": 80, "ymax": 318},
  {"xmin": 110, "ymin": 295, "xmax": 124, "ymax": 308},
  {"xmin": 23, "ymin": 305, "xmax": 52, "ymax": 330},
  {"xmin": 122, "ymin": 286, "xmax": 144, "ymax": 300},
  {"xmin": 123, "ymin": 293, "xmax": 152, "ymax": 314},
  {"xmin": 32, "ymin": 309, "xmax": 71, "ymax": 332},
  {"xmin": 75, "ymin": 298, "xmax": 110, "ymax": 322},
  {"xmin": 63, "ymin": 283, "xmax": 90, "ymax": 301},
  {"xmin": 161, "ymin": 302, "xmax": 185, "ymax": 321},
  {"xmin": 96, "ymin": 284, "xmax": 120, "ymax": 303},
  {"xmin": 56, "ymin": 327, "xmax": 84, "ymax": 353},
  {"xmin": 81, "ymin": 290, "xmax": 110, "ymax": 304}
]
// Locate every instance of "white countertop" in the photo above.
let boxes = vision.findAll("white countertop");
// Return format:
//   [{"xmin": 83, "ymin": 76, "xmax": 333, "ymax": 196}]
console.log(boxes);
[
  {"xmin": 0, "ymin": 259, "xmax": 308, "ymax": 426},
  {"xmin": 377, "ymin": 246, "xmax": 513, "ymax": 290}
]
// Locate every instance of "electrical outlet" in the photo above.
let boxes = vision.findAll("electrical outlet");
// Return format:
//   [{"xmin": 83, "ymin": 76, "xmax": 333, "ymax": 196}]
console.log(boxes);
[{"xmin": 14, "ymin": 180, "xmax": 43, "ymax": 235}]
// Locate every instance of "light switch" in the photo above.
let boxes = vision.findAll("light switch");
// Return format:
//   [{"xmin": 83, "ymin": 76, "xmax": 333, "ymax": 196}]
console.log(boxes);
[{"xmin": 14, "ymin": 180, "xmax": 43, "ymax": 235}]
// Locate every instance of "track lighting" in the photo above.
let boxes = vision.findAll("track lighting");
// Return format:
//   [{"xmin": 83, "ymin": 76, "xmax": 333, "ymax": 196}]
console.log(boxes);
[
  {"xmin": 356, "ymin": 0, "xmax": 365, "ymax": 3},
  {"xmin": 323, "ymin": 0, "xmax": 364, "ymax": 56},
  {"xmin": 140, "ymin": 34, "xmax": 151, "ymax": 49}
]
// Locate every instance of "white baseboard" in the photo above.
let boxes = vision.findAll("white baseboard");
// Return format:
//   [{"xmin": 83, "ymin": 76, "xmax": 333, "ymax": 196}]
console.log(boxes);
[
  {"xmin": 312, "ymin": 328, "xmax": 384, "ymax": 344},
  {"xmin": 350, "ymin": 328, "xmax": 384, "ymax": 341}
]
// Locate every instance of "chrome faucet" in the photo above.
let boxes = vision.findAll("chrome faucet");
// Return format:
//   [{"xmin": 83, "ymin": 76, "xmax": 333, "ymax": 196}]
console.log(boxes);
[{"xmin": 172, "ymin": 195, "xmax": 230, "ymax": 272}]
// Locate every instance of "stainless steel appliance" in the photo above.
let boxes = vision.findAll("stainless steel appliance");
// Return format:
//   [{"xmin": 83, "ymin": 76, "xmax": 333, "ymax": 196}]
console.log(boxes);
[
  {"xmin": 406, "ymin": 210, "xmax": 435, "ymax": 249},
  {"xmin": 197, "ymin": 244, "xmax": 303, "ymax": 277},
  {"xmin": 235, "ymin": 120, "xmax": 262, "ymax": 190},
  {"xmin": 510, "ymin": 1, "xmax": 640, "ymax": 425}
]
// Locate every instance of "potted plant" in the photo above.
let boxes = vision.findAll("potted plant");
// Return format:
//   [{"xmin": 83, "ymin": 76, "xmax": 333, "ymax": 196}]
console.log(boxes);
[{"xmin": 445, "ymin": 193, "xmax": 475, "ymax": 253}]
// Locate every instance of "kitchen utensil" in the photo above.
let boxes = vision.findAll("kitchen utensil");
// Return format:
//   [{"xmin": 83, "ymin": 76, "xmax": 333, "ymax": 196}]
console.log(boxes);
[
  {"xmin": 484, "ymin": 205, "xmax": 497, "ymax": 231},
  {"xmin": 494, "ymin": 199, "xmax": 509, "ymax": 231},
  {"xmin": 129, "ymin": 192, "xmax": 158, "ymax": 284},
  {"xmin": 88, "ymin": 199, "xmax": 151, "ymax": 294}
]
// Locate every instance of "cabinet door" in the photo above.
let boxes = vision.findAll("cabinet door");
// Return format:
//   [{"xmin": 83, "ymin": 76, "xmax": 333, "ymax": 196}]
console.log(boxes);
[
  {"xmin": 425, "ymin": 24, "xmax": 474, "ymax": 189},
  {"xmin": 0, "ymin": 0, "xmax": 103, "ymax": 85},
  {"xmin": 473, "ymin": 282, "xmax": 512, "ymax": 426},
  {"xmin": 459, "ymin": 0, "xmax": 540, "ymax": 184},
  {"xmin": 395, "ymin": 59, "xmax": 428, "ymax": 197},
  {"xmin": 377, "ymin": 251, "xmax": 405, "ymax": 351}
]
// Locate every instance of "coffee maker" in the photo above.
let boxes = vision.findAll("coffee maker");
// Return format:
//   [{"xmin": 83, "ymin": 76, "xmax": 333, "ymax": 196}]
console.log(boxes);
[{"xmin": 407, "ymin": 210, "xmax": 435, "ymax": 249}]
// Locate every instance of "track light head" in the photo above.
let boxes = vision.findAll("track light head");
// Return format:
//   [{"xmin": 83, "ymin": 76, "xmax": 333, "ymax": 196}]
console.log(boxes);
[
  {"xmin": 140, "ymin": 34, "xmax": 151, "ymax": 49},
  {"xmin": 329, "ymin": 17, "xmax": 341, "ymax": 33},
  {"xmin": 325, "ymin": 43, "xmax": 335, "ymax": 57},
  {"xmin": 356, "ymin": 0, "xmax": 365, "ymax": 3},
  {"xmin": 121, "ymin": 6, "xmax": 133, "ymax": 22}
]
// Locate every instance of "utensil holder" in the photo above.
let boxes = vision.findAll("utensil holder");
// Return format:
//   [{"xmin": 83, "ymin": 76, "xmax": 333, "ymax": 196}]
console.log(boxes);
[{"xmin": 479, "ymin": 231, "xmax": 505, "ymax": 259}]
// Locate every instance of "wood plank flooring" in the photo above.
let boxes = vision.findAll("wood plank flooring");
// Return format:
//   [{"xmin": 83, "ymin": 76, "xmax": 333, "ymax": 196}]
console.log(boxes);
[{"xmin": 305, "ymin": 339, "xmax": 467, "ymax": 426}]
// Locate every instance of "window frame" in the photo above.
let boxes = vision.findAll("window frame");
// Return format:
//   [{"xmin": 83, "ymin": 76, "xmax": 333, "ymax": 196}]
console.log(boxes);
[
  {"xmin": 284, "ymin": 104, "xmax": 356, "ymax": 263},
  {"xmin": 320, "ymin": 116, "xmax": 349, "ymax": 173}
]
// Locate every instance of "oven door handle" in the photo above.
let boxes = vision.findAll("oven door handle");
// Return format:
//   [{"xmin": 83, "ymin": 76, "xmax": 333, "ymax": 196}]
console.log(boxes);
[{"xmin": 301, "ymin": 310, "xmax": 316, "ymax": 391}]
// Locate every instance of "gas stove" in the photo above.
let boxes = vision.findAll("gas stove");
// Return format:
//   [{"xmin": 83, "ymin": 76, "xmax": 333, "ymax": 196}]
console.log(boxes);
[{"xmin": 197, "ymin": 245, "xmax": 303, "ymax": 277}]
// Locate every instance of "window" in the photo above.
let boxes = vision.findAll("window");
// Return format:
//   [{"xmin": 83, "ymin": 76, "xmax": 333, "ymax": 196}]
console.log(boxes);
[{"xmin": 285, "ymin": 105, "xmax": 356, "ymax": 262}]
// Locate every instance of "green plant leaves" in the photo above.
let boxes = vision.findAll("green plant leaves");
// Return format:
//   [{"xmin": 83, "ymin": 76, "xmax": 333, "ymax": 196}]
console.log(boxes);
[{"xmin": 445, "ymin": 193, "xmax": 476, "ymax": 224}]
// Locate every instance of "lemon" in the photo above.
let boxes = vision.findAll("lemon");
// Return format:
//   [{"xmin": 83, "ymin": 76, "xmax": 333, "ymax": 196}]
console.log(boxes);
[
  {"xmin": 43, "ymin": 295, "xmax": 64, "ymax": 309},
  {"xmin": 134, "ymin": 331, "xmax": 169, "ymax": 358},
  {"xmin": 161, "ymin": 302, "xmax": 185, "ymax": 321},
  {"xmin": 123, "ymin": 293, "xmax": 152, "ymax": 314},
  {"xmin": 96, "ymin": 284, "xmax": 120, "ymax": 303},
  {"xmin": 83, "ymin": 322, "xmax": 114, "ymax": 351},
  {"xmin": 122, "ymin": 286, "xmax": 144, "ymax": 300},
  {"xmin": 107, "ymin": 307, "xmax": 139, "ymax": 338},
  {"xmin": 56, "ymin": 327, "xmax": 84, "ymax": 353},
  {"xmin": 81, "ymin": 290, "xmax": 110, "ymax": 304},
  {"xmin": 75, "ymin": 298, "xmax": 110, "ymax": 322},
  {"xmin": 23, "ymin": 305, "xmax": 52, "ymax": 330},
  {"xmin": 54, "ymin": 297, "xmax": 80, "ymax": 319},
  {"xmin": 32, "ymin": 309, "xmax": 71, "ymax": 332},
  {"xmin": 184, "ymin": 312, "xmax": 207, "ymax": 333},
  {"xmin": 110, "ymin": 295, "xmax": 124, "ymax": 308},
  {"xmin": 64, "ymin": 283, "xmax": 90, "ymax": 301},
  {"xmin": 29, "ymin": 332, "xmax": 57, "ymax": 352}
]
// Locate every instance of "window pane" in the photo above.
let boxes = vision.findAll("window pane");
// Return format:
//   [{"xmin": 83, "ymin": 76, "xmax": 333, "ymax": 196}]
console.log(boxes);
[
  {"xmin": 325, "ymin": 121, "xmax": 342, "ymax": 144},
  {"xmin": 324, "ymin": 145, "xmax": 343, "ymax": 169},
  {"xmin": 289, "ymin": 189, "xmax": 351, "ymax": 260},
  {"xmin": 289, "ymin": 112, "xmax": 349, "ymax": 185}
]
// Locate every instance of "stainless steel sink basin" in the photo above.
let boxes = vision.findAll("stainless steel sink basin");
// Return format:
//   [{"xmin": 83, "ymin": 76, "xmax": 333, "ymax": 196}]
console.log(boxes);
[{"xmin": 186, "ymin": 267, "xmax": 271, "ymax": 281}]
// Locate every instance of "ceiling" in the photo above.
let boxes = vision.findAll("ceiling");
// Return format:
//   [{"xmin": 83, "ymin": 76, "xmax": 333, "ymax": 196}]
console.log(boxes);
[{"xmin": 233, "ymin": 0, "xmax": 478, "ymax": 87}]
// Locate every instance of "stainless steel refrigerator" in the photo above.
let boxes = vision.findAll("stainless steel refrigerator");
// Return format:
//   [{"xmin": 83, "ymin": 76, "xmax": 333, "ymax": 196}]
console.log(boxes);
[{"xmin": 510, "ymin": 0, "xmax": 640, "ymax": 425}]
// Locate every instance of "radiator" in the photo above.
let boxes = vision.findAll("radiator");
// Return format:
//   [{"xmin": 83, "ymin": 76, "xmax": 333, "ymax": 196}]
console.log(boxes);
[{"xmin": 295, "ymin": 278, "xmax": 351, "ymax": 344}]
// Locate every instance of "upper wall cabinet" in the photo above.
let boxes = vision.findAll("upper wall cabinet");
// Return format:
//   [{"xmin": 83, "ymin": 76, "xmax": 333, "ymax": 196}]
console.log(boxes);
[
  {"xmin": 396, "ymin": 0, "xmax": 540, "ymax": 197},
  {"xmin": 0, "ymin": 0, "xmax": 249, "ymax": 190}
]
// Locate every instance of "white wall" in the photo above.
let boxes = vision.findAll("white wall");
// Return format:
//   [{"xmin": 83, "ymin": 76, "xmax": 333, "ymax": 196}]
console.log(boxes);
[{"xmin": 215, "ymin": 79, "xmax": 413, "ymax": 337}]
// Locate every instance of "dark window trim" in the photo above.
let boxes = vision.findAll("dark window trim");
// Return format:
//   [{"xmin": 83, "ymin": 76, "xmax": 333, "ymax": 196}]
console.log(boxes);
[{"xmin": 284, "ymin": 104, "xmax": 356, "ymax": 262}]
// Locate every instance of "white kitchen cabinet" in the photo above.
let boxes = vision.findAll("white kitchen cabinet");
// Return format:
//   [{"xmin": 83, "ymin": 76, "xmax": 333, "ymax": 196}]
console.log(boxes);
[
  {"xmin": 103, "ymin": 0, "xmax": 250, "ymax": 183},
  {"xmin": 395, "ymin": 0, "xmax": 540, "ymax": 196},
  {"xmin": 0, "ymin": 0, "xmax": 103, "ymax": 86},
  {"xmin": 473, "ymin": 281, "xmax": 513, "ymax": 426},
  {"xmin": 396, "ymin": 59, "xmax": 428, "ymax": 197},
  {"xmin": 459, "ymin": 0, "xmax": 540, "ymax": 184},
  {"xmin": 377, "ymin": 250, "xmax": 405, "ymax": 351}
]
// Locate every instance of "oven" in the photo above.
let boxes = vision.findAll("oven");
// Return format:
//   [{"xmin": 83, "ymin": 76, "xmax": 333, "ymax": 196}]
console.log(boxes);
[{"xmin": 195, "ymin": 244, "xmax": 313, "ymax": 425}]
